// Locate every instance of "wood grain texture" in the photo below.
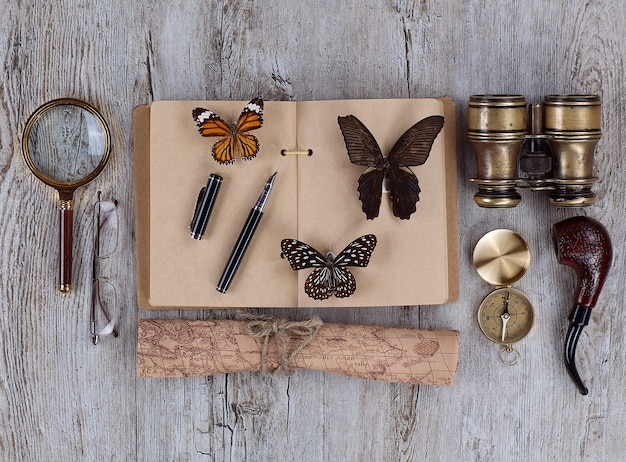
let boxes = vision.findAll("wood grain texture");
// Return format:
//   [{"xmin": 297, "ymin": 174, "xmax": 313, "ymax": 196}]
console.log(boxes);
[{"xmin": 1, "ymin": 0, "xmax": 625, "ymax": 460}]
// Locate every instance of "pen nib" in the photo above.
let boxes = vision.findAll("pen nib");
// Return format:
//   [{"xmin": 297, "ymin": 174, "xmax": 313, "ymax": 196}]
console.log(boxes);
[
  {"xmin": 254, "ymin": 171, "xmax": 277, "ymax": 212},
  {"xmin": 267, "ymin": 171, "xmax": 277, "ymax": 187}
]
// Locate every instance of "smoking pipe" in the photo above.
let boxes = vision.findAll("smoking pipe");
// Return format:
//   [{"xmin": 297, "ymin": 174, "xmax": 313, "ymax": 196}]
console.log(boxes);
[{"xmin": 552, "ymin": 216, "xmax": 612, "ymax": 395}]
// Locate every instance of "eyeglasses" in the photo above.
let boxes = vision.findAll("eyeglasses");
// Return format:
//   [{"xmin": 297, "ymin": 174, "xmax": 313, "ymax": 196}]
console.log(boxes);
[{"xmin": 91, "ymin": 192, "xmax": 119, "ymax": 344}]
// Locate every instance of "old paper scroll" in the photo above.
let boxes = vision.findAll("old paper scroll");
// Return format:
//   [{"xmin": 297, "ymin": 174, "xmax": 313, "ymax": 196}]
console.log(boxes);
[{"xmin": 137, "ymin": 319, "xmax": 460, "ymax": 386}]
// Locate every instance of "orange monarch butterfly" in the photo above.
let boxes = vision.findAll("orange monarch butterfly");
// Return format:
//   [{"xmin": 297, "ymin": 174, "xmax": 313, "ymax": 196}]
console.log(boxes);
[
  {"xmin": 338, "ymin": 114, "xmax": 444, "ymax": 220},
  {"xmin": 192, "ymin": 98, "xmax": 264, "ymax": 165}
]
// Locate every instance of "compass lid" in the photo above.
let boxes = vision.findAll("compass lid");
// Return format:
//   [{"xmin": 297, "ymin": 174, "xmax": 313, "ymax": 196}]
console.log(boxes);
[{"xmin": 473, "ymin": 229, "xmax": 530, "ymax": 286}]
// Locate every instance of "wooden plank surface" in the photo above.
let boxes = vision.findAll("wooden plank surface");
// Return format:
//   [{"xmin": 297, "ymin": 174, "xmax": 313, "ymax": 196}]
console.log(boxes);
[{"xmin": 1, "ymin": 0, "xmax": 624, "ymax": 460}]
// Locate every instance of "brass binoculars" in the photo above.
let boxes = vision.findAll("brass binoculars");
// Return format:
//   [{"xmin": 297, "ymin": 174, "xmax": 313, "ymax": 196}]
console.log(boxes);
[{"xmin": 468, "ymin": 94, "xmax": 602, "ymax": 208}]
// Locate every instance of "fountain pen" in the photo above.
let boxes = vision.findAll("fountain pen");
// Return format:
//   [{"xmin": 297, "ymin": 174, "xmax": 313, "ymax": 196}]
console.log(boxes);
[{"xmin": 216, "ymin": 172, "xmax": 277, "ymax": 293}]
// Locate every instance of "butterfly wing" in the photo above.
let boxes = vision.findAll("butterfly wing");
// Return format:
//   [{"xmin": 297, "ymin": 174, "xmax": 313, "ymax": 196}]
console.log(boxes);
[
  {"xmin": 302, "ymin": 260, "xmax": 358, "ymax": 299},
  {"xmin": 337, "ymin": 115, "xmax": 385, "ymax": 167},
  {"xmin": 304, "ymin": 267, "xmax": 334, "ymax": 300},
  {"xmin": 192, "ymin": 108, "xmax": 232, "ymax": 137},
  {"xmin": 323, "ymin": 234, "xmax": 377, "ymax": 298},
  {"xmin": 385, "ymin": 115, "xmax": 444, "ymax": 219},
  {"xmin": 356, "ymin": 169, "xmax": 385, "ymax": 220},
  {"xmin": 333, "ymin": 234, "xmax": 377, "ymax": 267},
  {"xmin": 338, "ymin": 115, "xmax": 386, "ymax": 219},
  {"xmin": 280, "ymin": 239, "xmax": 327, "ymax": 270},
  {"xmin": 388, "ymin": 115, "xmax": 444, "ymax": 167},
  {"xmin": 328, "ymin": 267, "xmax": 357, "ymax": 298},
  {"xmin": 231, "ymin": 133, "xmax": 260, "ymax": 162},
  {"xmin": 210, "ymin": 137, "xmax": 236, "ymax": 164},
  {"xmin": 388, "ymin": 166, "xmax": 420, "ymax": 220},
  {"xmin": 234, "ymin": 98, "xmax": 264, "ymax": 133},
  {"xmin": 233, "ymin": 98, "xmax": 264, "ymax": 161}
]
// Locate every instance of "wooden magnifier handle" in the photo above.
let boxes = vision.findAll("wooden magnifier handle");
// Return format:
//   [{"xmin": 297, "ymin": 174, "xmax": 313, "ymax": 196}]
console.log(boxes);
[{"xmin": 59, "ymin": 199, "xmax": 74, "ymax": 293}]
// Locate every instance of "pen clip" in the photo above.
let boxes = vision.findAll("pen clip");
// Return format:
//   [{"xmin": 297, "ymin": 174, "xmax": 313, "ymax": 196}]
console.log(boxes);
[
  {"xmin": 189, "ymin": 173, "xmax": 223, "ymax": 240},
  {"xmin": 189, "ymin": 186, "xmax": 206, "ymax": 230}
]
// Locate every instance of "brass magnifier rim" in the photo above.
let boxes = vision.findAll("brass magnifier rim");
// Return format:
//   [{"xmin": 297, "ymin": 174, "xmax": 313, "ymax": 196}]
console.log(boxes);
[{"xmin": 21, "ymin": 97, "xmax": 111, "ymax": 196}]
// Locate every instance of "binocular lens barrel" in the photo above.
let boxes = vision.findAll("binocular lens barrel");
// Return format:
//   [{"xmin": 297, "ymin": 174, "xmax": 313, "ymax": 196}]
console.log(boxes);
[
  {"xmin": 468, "ymin": 95, "xmax": 527, "ymax": 208},
  {"xmin": 468, "ymin": 94, "xmax": 601, "ymax": 207},
  {"xmin": 544, "ymin": 95, "xmax": 601, "ymax": 206}
]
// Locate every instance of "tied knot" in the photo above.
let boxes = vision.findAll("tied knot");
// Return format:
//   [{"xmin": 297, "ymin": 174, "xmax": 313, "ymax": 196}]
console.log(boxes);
[{"xmin": 238, "ymin": 311, "xmax": 323, "ymax": 374}]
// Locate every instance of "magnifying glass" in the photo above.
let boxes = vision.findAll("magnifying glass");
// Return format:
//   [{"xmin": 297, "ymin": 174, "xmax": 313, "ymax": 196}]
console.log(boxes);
[{"xmin": 22, "ymin": 98, "xmax": 111, "ymax": 293}]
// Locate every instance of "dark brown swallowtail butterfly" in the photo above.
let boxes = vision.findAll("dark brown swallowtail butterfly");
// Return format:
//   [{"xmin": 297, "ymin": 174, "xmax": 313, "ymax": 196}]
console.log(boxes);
[{"xmin": 338, "ymin": 114, "xmax": 444, "ymax": 220}]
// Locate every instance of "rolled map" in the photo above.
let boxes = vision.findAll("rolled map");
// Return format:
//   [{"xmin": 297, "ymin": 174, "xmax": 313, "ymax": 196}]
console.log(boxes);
[{"xmin": 137, "ymin": 319, "xmax": 459, "ymax": 386}]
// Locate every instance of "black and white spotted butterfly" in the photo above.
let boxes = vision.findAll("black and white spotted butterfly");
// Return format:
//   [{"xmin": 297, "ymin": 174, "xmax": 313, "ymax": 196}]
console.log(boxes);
[{"xmin": 280, "ymin": 234, "xmax": 377, "ymax": 300}]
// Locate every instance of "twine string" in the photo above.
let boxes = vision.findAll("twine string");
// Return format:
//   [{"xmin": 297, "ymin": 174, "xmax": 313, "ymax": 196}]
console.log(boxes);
[{"xmin": 238, "ymin": 311, "xmax": 323, "ymax": 374}]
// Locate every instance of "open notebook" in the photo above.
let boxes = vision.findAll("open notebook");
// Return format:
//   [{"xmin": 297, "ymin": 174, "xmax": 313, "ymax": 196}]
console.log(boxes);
[{"xmin": 133, "ymin": 98, "xmax": 458, "ymax": 309}]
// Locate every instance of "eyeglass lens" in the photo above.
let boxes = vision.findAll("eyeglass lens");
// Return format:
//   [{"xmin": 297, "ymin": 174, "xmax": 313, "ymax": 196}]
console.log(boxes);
[
  {"xmin": 92, "ymin": 279, "xmax": 117, "ymax": 343},
  {"xmin": 94, "ymin": 200, "xmax": 118, "ymax": 258},
  {"xmin": 92, "ymin": 196, "xmax": 119, "ymax": 344}
]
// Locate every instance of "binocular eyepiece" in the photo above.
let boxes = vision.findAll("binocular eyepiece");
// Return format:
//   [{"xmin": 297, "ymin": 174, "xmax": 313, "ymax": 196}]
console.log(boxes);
[{"xmin": 468, "ymin": 94, "xmax": 602, "ymax": 208}]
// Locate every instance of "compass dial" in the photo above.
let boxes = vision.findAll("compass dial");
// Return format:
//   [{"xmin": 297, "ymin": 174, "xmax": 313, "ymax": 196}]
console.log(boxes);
[{"xmin": 477, "ymin": 287, "xmax": 534, "ymax": 345}]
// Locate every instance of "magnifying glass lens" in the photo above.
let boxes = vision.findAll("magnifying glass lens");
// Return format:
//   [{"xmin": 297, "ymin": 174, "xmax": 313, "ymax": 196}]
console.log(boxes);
[
  {"xmin": 22, "ymin": 99, "xmax": 111, "ymax": 292},
  {"xmin": 27, "ymin": 104, "xmax": 107, "ymax": 183}
]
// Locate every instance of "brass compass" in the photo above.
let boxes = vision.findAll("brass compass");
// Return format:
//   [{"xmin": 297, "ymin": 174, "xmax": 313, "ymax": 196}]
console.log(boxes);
[{"xmin": 473, "ymin": 229, "xmax": 534, "ymax": 365}]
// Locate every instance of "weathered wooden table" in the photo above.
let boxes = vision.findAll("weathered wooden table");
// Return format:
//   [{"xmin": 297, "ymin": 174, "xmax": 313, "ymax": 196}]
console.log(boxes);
[{"xmin": 2, "ymin": 1, "xmax": 624, "ymax": 460}]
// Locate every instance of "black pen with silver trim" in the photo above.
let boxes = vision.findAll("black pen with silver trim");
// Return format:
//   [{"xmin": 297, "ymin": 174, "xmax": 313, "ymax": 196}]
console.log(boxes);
[{"xmin": 216, "ymin": 171, "xmax": 277, "ymax": 293}]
